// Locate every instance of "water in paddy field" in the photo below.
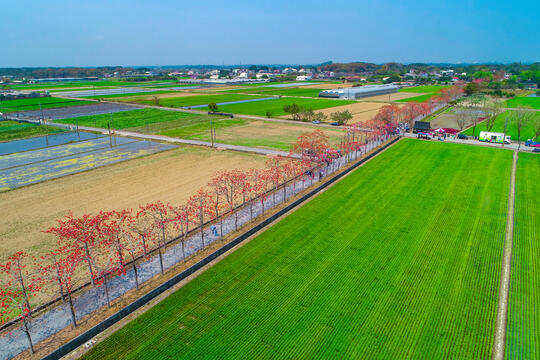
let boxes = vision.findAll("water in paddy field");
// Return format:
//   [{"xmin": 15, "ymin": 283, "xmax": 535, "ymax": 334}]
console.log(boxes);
[
  {"xmin": 0, "ymin": 131, "xmax": 101, "ymax": 155},
  {"xmin": 0, "ymin": 138, "xmax": 176, "ymax": 191}
]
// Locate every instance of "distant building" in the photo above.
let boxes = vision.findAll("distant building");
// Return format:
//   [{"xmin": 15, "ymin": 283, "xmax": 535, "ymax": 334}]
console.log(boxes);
[
  {"xmin": 319, "ymin": 84, "xmax": 398, "ymax": 100},
  {"xmin": 296, "ymin": 75, "xmax": 312, "ymax": 81},
  {"xmin": 522, "ymin": 80, "xmax": 538, "ymax": 89}
]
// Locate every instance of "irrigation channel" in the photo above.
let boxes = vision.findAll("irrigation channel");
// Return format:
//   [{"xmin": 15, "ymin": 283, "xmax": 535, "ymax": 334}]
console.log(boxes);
[{"xmin": 0, "ymin": 135, "xmax": 392, "ymax": 359}]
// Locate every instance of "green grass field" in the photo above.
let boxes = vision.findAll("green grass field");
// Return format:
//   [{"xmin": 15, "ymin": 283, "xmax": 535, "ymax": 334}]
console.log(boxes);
[
  {"xmin": 399, "ymin": 85, "xmax": 451, "ymax": 93},
  {"xmin": 461, "ymin": 111, "xmax": 540, "ymax": 141},
  {"xmin": 505, "ymin": 97, "xmax": 540, "ymax": 110},
  {"xmin": 54, "ymin": 109, "xmax": 213, "ymax": 130},
  {"xmin": 506, "ymin": 152, "xmax": 540, "ymax": 359},
  {"xmin": 128, "ymin": 94, "xmax": 269, "ymax": 108},
  {"xmin": 396, "ymin": 85, "xmax": 452, "ymax": 103},
  {"xmin": 83, "ymin": 139, "xmax": 511, "ymax": 360},
  {"xmin": 0, "ymin": 120, "xmax": 65, "ymax": 141},
  {"xmin": 0, "ymin": 97, "xmax": 92, "ymax": 112},
  {"xmin": 213, "ymin": 97, "xmax": 354, "ymax": 117}
]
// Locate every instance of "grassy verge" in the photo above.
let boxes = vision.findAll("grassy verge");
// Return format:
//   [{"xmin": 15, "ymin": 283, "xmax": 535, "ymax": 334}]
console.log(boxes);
[{"xmin": 83, "ymin": 139, "xmax": 511, "ymax": 359}]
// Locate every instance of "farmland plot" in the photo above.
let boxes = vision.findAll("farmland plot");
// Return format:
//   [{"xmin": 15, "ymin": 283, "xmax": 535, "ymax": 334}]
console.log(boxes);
[
  {"xmin": 506, "ymin": 152, "xmax": 540, "ymax": 359},
  {"xmin": 83, "ymin": 139, "xmax": 511, "ymax": 360}
]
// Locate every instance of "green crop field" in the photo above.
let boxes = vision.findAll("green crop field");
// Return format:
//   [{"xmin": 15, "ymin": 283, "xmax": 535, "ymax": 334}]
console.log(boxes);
[
  {"xmin": 127, "ymin": 94, "xmax": 269, "ymax": 108},
  {"xmin": 0, "ymin": 120, "xmax": 64, "ymax": 141},
  {"xmin": 54, "ymin": 108, "xmax": 213, "ymax": 130},
  {"xmin": 83, "ymin": 139, "xmax": 511, "ymax": 360},
  {"xmin": 0, "ymin": 97, "xmax": 92, "ymax": 112},
  {"xmin": 213, "ymin": 97, "xmax": 354, "ymax": 116},
  {"xmin": 505, "ymin": 97, "xmax": 540, "ymax": 110},
  {"xmin": 225, "ymin": 87, "xmax": 322, "ymax": 97},
  {"xmin": 461, "ymin": 111, "xmax": 540, "ymax": 141},
  {"xmin": 85, "ymin": 90, "xmax": 177, "ymax": 99},
  {"xmin": 506, "ymin": 152, "xmax": 540, "ymax": 359},
  {"xmin": 6, "ymin": 80, "xmax": 169, "ymax": 90}
]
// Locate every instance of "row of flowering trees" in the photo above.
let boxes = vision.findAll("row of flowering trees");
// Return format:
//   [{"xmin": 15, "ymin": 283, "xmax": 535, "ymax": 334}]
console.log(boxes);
[
  {"xmin": 0, "ymin": 126, "xmax": 394, "ymax": 354},
  {"xmin": 367, "ymin": 85, "xmax": 464, "ymax": 130}
]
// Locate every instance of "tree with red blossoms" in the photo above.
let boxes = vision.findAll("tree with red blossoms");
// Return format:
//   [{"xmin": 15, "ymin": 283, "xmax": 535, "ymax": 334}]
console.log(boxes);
[
  {"xmin": 45, "ymin": 211, "xmax": 109, "ymax": 286},
  {"xmin": 0, "ymin": 251, "xmax": 44, "ymax": 353},
  {"xmin": 291, "ymin": 129, "xmax": 331, "ymax": 162},
  {"xmin": 43, "ymin": 245, "xmax": 82, "ymax": 327},
  {"xmin": 209, "ymin": 171, "xmax": 230, "ymax": 235},
  {"xmin": 187, "ymin": 189, "xmax": 215, "ymax": 248},
  {"xmin": 171, "ymin": 203, "xmax": 192, "ymax": 261},
  {"xmin": 138, "ymin": 201, "xmax": 174, "ymax": 275}
]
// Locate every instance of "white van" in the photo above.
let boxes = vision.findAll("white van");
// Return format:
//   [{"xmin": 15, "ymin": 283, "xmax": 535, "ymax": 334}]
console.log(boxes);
[{"xmin": 479, "ymin": 131, "xmax": 511, "ymax": 144}]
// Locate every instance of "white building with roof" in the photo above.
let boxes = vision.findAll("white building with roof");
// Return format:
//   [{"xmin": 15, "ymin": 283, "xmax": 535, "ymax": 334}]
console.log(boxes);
[{"xmin": 319, "ymin": 84, "xmax": 398, "ymax": 100}]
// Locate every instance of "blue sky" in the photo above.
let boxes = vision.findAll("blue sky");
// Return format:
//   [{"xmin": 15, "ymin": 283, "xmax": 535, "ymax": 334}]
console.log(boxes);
[{"xmin": 1, "ymin": 0, "xmax": 538, "ymax": 67}]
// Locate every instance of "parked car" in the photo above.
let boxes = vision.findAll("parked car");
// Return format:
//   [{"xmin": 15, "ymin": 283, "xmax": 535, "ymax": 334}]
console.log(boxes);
[
  {"xmin": 533, "ymin": 148, "xmax": 540, "ymax": 153},
  {"xmin": 457, "ymin": 134, "xmax": 468, "ymax": 140},
  {"xmin": 525, "ymin": 139, "xmax": 540, "ymax": 147},
  {"xmin": 312, "ymin": 120, "xmax": 320, "ymax": 125},
  {"xmin": 330, "ymin": 122, "xmax": 341, "ymax": 126}
]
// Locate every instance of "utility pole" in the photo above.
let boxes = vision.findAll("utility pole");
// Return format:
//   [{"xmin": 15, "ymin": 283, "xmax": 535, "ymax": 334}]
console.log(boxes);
[
  {"xmin": 210, "ymin": 117, "xmax": 215, "ymax": 147},
  {"xmin": 502, "ymin": 116, "xmax": 508, "ymax": 148}
]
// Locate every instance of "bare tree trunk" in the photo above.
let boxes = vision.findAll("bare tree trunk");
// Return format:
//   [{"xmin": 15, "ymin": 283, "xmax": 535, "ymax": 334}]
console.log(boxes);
[
  {"xmin": 141, "ymin": 234, "xmax": 148, "ymax": 256},
  {"xmin": 181, "ymin": 240, "xmax": 186, "ymax": 261},
  {"xmin": 84, "ymin": 244, "xmax": 96, "ymax": 286},
  {"xmin": 67, "ymin": 292, "xmax": 77, "ymax": 327},
  {"xmin": 22, "ymin": 316, "xmax": 34, "ymax": 354},
  {"xmin": 133, "ymin": 262, "xmax": 139, "ymax": 289},
  {"xmin": 199, "ymin": 208, "xmax": 205, "ymax": 248},
  {"xmin": 158, "ymin": 246, "xmax": 164, "ymax": 274},
  {"xmin": 103, "ymin": 275, "xmax": 111, "ymax": 307}
]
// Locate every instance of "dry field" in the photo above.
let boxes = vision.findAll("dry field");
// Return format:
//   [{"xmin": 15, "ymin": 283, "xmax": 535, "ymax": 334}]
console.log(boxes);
[
  {"xmin": 280, "ymin": 101, "xmax": 393, "ymax": 124},
  {"xmin": 113, "ymin": 91, "xmax": 205, "ymax": 102},
  {"xmin": 0, "ymin": 146, "xmax": 267, "ymax": 261},
  {"xmin": 362, "ymin": 92, "xmax": 425, "ymax": 102},
  {"xmin": 210, "ymin": 120, "xmax": 345, "ymax": 148}
]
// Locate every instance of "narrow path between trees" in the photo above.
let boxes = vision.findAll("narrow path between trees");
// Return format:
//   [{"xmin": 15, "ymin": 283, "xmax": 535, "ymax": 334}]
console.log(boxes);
[{"xmin": 492, "ymin": 150, "xmax": 517, "ymax": 360}]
